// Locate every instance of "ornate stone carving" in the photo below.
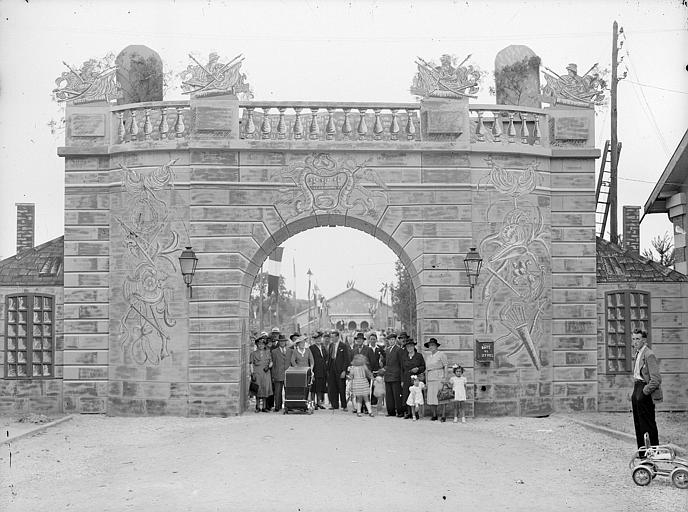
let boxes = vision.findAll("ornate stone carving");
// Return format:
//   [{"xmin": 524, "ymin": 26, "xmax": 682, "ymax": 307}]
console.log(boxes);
[
  {"xmin": 411, "ymin": 54, "xmax": 481, "ymax": 99},
  {"xmin": 276, "ymin": 153, "xmax": 388, "ymax": 219},
  {"xmin": 115, "ymin": 160, "xmax": 180, "ymax": 366},
  {"xmin": 179, "ymin": 53, "xmax": 251, "ymax": 98},
  {"xmin": 541, "ymin": 63, "xmax": 606, "ymax": 108},
  {"xmin": 478, "ymin": 157, "xmax": 549, "ymax": 370},
  {"xmin": 53, "ymin": 56, "xmax": 120, "ymax": 104}
]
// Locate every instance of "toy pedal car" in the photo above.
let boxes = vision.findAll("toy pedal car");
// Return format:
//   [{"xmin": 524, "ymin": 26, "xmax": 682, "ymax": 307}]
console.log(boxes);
[{"xmin": 629, "ymin": 433, "xmax": 688, "ymax": 488}]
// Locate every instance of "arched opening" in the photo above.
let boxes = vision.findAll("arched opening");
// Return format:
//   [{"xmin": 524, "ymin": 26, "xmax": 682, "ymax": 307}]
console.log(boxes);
[{"xmin": 243, "ymin": 216, "xmax": 420, "ymax": 413}]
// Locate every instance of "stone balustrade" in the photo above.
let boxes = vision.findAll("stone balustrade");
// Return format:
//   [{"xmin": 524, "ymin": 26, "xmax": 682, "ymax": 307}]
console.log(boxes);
[
  {"xmin": 238, "ymin": 102, "xmax": 420, "ymax": 142},
  {"xmin": 106, "ymin": 100, "xmax": 552, "ymax": 147},
  {"xmin": 111, "ymin": 101, "xmax": 190, "ymax": 144},
  {"xmin": 468, "ymin": 104, "xmax": 547, "ymax": 146}
]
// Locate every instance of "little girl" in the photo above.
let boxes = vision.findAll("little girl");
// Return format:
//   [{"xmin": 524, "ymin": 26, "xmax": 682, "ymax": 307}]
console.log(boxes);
[
  {"xmin": 449, "ymin": 364, "xmax": 467, "ymax": 423},
  {"xmin": 406, "ymin": 375, "xmax": 425, "ymax": 420},
  {"xmin": 349, "ymin": 354, "xmax": 374, "ymax": 417}
]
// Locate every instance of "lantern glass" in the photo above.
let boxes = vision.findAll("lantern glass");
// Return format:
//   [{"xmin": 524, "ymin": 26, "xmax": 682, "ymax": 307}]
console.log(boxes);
[
  {"xmin": 463, "ymin": 247, "xmax": 483, "ymax": 287},
  {"xmin": 179, "ymin": 246, "xmax": 198, "ymax": 277}
]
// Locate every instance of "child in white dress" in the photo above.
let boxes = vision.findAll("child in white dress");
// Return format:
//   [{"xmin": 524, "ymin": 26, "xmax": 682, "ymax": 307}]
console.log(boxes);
[
  {"xmin": 449, "ymin": 365, "xmax": 467, "ymax": 423},
  {"xmin": 372, "ymin": 375, "xmax": 386, "ymax": 415},
  {"xmin": 406, "ymin": 375, "xmax": 425, "ymax": 421}
]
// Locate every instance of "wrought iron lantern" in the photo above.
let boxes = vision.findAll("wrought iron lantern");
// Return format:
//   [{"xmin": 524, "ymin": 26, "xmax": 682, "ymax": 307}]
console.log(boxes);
[
  {"xmin": 178, "ymin": 246, "xmax": 198, "ymax": 298},
  {"xmin": 463, "ymin": 247, "xmax": 483, "ymax": 299}
]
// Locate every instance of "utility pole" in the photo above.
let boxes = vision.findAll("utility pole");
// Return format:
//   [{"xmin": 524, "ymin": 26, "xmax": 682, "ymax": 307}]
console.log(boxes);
[
  {"xmin": 307, "ymin": 269, "xmax": 313, "ymax": 337},
  {"xmin": 610, "ymin": 20, "xmax": 620, "ymax": 244}
]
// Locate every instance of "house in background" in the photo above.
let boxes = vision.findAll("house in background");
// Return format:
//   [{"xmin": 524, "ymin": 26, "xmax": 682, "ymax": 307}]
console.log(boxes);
[
  {"xmin": 643, "ymin": 128, "xmax": 688, "ymax": 274},
  {"xmin": 291, "ymin": 287, "xmax": 393, "ymax": 335},
  {"xmin": 595, "ymin": 129, "xmax": 688, "ymax": 413},
  {"xmin": 0, "ymin": 204, "xmax": 64, "ymax": 415}
]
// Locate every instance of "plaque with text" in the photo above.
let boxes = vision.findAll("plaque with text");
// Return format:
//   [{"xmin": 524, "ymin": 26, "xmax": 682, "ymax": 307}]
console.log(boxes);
[
  {"xmin": 554, "ymin": 116, "xmax": 589, "ymax": 140},
  {"xmin": 475, "ymin": 340, "xmax": 494, "ymax": 363},
  {"xmin": 194, "ymin": 105, "xmax": 235, "ymax": 132},
  {"xmin": 70, "ymin": 114, "xmax": 106, "ymax": 137}
]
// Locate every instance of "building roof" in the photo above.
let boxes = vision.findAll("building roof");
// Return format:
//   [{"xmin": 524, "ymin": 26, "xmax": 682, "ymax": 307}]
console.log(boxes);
[
  {"xmin": 0, "ymin": 236, "xmax": 64, "ymax": 286},
  {"xmin": 642, "ymin": 128, "xmax": 688, "ymax": 220},
  {"xmin": 291, "ymin": 287, "xmax": 390, "ymax": 321},
  {"xmin": 596, "ymin": 237, "xmax": 687, "ymax": 283}
]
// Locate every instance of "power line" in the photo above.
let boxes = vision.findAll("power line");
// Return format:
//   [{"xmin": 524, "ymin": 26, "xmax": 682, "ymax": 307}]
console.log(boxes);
[{"xmin": 624, "ymin": 80, "xmax": 688, "ymax": 95}]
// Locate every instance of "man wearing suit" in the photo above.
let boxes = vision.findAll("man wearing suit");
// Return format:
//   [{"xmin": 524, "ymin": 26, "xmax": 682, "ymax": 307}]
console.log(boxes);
[
  {"xmin": 327, "ymin": 330, "xmax": 351, "ymax": 410},
  {"xmin": 631, "ymin": 329, "xmax": 663, "ymax": 452},
  {"xmin": 383, "ymin": 332, "xmax": 405, "ymax": 417},
  {"xmin": 309, "ymin": 331, "xmax": 328, "ymax": 409},
  {"xmin": 270, "ymin": 334, "xmax": 293, "ymax": 413},
  {"xmin": 351, "ymin": 332, "xmax": 376, "ymax": 369}
]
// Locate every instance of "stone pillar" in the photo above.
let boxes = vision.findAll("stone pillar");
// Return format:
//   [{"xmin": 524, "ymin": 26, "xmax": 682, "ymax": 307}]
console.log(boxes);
[
  {"xmin": 622, "ymin": 205, "xmax": 640, "ymax": 254},
  {"xmin": 15, "ymin": 203, "xmax": 35, "ymax": 252},
  {"xmin": 189, "ymin": 94, "xmax": 241, "ymax": 141},
  {"xmin": 494, "ymin": 45, "xmax": 541, "ymax": 108},
  {"xmin": 667, "ymin": 192, "xmax": 688, "ymax": 274},
  {"xmin": 419, "ymin": 97, "xmax": 469, "ymax": 147}
]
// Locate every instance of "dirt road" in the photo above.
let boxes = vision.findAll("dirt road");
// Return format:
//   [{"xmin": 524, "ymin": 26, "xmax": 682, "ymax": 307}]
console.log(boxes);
[{"xmin": 1, "ymin": 412, "xmax": 685, "ymax": 511}]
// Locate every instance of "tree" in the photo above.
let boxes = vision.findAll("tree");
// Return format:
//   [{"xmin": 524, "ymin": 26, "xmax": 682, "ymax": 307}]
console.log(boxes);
[
  {"xmin": 391, "ymin": 260, "xmax": 416, "ymax": 335},
  {"xmin": 642, "ymin": 232, "xmax": 675, "ymax": 268},
  {"xmin": 249, "ymin": 273, "xmax": 297, "ymax": 332}
]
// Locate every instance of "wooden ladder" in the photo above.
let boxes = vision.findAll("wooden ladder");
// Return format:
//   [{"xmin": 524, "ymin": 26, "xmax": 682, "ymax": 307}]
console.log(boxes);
[{"xmin": 595, "ymin": 140, "xmax": 622, "ymax": 239}]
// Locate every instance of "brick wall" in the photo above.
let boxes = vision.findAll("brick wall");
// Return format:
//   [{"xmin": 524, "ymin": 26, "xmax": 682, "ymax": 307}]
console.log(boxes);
[{"xmin": 16, "ymin": 203, "xmax": 35, "ymax": 253}]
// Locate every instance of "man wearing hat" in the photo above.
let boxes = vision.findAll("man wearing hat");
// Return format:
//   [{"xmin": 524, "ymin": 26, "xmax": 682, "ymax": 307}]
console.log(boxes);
[
  {"xmin": 270, "ymin": 334, "xmax": 293, "ymax": 413},
  {"xmin": 327, "ymin": 330, "xmax": 351, "ymax": 410},
  {"xmin": 400, "ymin": 336, "xmax": 426, "ymax": 418},
  {"xmin": 382, "ymin": 332, "xmax": 405, "ymax": 417},
  {"xmin": 309, "ymin": 331, "xmax": 328, "ymax": 409}
]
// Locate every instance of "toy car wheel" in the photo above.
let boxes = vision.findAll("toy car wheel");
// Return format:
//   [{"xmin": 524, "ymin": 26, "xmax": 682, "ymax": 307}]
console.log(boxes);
[
  {"xmin": 640, "ymin": 462, "xmax": 658, "ymax": 479},
  {"xmin": 670, "ymin": 468, "xmax": 688, "ymax": 489},
  {"xmin": 632, "ymin": 466, "xmax": 653, "ymax": 486}
]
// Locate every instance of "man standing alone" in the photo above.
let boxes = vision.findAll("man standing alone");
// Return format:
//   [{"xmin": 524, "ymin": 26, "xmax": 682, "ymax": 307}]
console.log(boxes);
[{"xmin": 631, "ymin": 329, "xmax": 662, "ymax": 451}]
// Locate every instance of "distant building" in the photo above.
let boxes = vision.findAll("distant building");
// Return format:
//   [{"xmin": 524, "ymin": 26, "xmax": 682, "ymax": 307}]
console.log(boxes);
[
  {"xmin": 0, "ymin": 204, "xmax": 64, "ymax": 415},
  {"xmin": 291, "ymin": 287, "xmax": 392, "ymax": 335}
]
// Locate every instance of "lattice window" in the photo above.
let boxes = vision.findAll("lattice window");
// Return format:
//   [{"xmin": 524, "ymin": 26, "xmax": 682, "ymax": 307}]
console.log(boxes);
[
  {"xmin": 5, "ymin": 294, "xmax": 55, "ymax": 379},
  {"xmin": 605, "ymin": 290, "xmax": 651, "ymax": 374}
]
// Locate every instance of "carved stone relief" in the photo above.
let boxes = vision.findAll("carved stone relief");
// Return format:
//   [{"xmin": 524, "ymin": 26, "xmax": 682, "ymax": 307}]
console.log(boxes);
[
  {"xmin": 478, "ymin": 157, "xmax": 549, "ymax": 370},
  {"xmin": 541, "ymin": 62, "xmax": 606, "ymax": 108},
  {"xmin": 179, "ymin": 53, "xmax": 251, "ymax": 98},
  {"xmin": 53, "ymin": 55, "xmax": 120, "ymax": 104},
  {"xmin": 411, "ymin": 53, "xmax": 481, "ymax": 99},
  {"xmin": 115, "ymin": 160, "xmax": 180, "ymax": 365},
  {"xmin": 275, "ymin": 153, "xmax": 388, "ymax": 220}
]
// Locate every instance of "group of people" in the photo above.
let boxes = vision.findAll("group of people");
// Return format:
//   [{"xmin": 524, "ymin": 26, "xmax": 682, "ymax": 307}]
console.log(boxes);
[{"xmin": 249, "ymin": 328, "xmax": 467, "ymax": 422}]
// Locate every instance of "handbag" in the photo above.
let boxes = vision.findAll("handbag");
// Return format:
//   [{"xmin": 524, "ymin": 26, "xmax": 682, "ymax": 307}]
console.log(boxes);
[
  {"xmin": 437, "ymin": 382, "xmax": 454, "ymax": 402},
  {"xmin": 249, "ymin": 375, "xmax": 259, "ymax": 394}
]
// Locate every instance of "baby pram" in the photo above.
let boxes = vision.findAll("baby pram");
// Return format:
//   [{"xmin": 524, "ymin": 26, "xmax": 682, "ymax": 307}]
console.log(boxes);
[{"xmin": 283, "ymin": 367, "xmax": 314, "ymax": 414}]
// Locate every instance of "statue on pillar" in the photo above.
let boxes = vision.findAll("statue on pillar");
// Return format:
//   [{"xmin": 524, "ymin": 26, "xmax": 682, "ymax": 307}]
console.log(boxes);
[
  {"xmin": 411, "ymin": 53, "xmax": 481, "ymax": 99},
  {"xmin": 179, "ymin": 52, "xmax": 252, "ymax": 98},
  {"xmin": 541, "ymin": 62, "xmax": 606, "ymax": 108},
  {"xmin": 53, "ymin": 54, "xmax": 120, "ymax": 104}
]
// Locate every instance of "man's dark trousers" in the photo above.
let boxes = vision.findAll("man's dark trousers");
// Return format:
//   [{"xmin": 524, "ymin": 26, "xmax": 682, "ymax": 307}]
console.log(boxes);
[
  {"xmin": 385, "ymin": 381, "xmax": 403, "ymax": 416},
  {"xmin": 632, "ymin": 380, "xmax": 659, "ymax": 449}
]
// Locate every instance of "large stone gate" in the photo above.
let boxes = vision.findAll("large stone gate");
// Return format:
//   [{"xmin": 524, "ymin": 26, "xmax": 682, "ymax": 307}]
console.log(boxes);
[{"xmin": 57, "ymin": 50, "xmax": 600, "ymax": 416}]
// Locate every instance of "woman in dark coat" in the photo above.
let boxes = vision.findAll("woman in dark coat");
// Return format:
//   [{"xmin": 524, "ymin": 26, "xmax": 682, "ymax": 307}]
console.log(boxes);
[
  {"xmin": 249, "ymin": 334, "xmax": 273, "ymax": 412},
  {"xmin": 400, "ymin": 338, "xmax": 426, "ymax": 419}
]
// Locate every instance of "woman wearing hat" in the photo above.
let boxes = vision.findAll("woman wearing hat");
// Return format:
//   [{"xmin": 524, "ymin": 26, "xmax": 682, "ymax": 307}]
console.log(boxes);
[
  {"xmin": 291, "ymin": 335, "xmax": 314, "ymax": 369},
  {"xmin": 424, "ymin": 337, "xmax": 448, "ymax": 421},
  {"xmin": 249, "ymin": 334, "xmax": 273, "ymax": 412},
  {"xmin": 400, "ymin": 337, "xmax": 426, "ymax": 419}
]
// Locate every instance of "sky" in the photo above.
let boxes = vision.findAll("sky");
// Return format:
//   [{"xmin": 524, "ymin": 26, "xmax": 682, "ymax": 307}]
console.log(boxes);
[{"xmin": 0, "ymin": 0, "xmax": 686, "ymax": 300}]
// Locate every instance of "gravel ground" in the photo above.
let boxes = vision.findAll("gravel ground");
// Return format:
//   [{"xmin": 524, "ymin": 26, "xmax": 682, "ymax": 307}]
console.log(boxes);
[
  {"xmin": 570, "ymin": 411, "xmax": 688, "ymax": 450},
  {"xmin": 0, "ymin": 412, "xmax": 686, "ymax": 512}
]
